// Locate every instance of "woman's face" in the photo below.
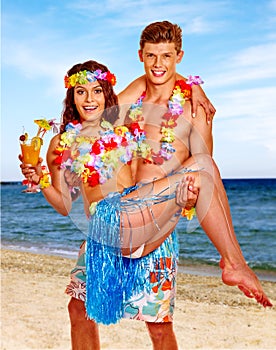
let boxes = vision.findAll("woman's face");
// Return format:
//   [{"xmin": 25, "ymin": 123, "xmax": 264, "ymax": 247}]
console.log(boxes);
[{"xmin": 74, "ymin": 80, "xmax": 105, "ymax": 126}]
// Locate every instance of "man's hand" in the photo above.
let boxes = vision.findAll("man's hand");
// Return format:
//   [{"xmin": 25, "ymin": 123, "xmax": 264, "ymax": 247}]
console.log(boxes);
[
  {"xmin": 64, "ymin": 169, "xmax": 82, "ymax": 201},
  {"xmin": 64, "ymin": 169, "xmax": 82, "ymax": 188},
  {"xmin": 175, "ymin": 176, "xmax": 199, "ymax": 209},
  {"xmin": 191, "ymin": 85, "xmax": 216, "ymax": 124}
]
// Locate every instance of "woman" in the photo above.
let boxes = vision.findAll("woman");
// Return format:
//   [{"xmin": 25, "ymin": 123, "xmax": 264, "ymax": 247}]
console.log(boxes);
[
  {"xmin": 20, "ymin": 60, "xmax": 272, "ymax": 327},
  {"xmin": 20, "ymin": 60, "xmax": 199, "ymax": 324}
]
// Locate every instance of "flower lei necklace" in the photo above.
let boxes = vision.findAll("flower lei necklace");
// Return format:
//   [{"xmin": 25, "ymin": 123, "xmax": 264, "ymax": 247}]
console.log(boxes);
[
  {"xmin": 128, "ymin": 80, "xmax": 192, "ymax": 165},
  {"xmin": 54, "ymin": 120, "xmax": 138, "ymax": 187},
  {"xmin": 54, "ymin": 80, "xmax": 193, "ymax": 186}
]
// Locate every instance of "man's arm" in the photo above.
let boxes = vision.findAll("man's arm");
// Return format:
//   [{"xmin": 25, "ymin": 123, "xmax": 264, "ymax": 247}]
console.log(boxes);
[
  {"xmin": 189, "ymin": 105, "xmax": 213, "ymax": 156},
  {"xmin": 118, "ymin": 74, "xmax": 216, "ymax": 123},
  {"xmin": 176, "ymin": 73, "xmax": 216, "ymax": 123},
  {"xmin": 116, "ymin": 76, "xmax": 146, "ymax": 125},
  {"xmin": 175, "ymin": 106, "xmax": 213, "ymax": 212},
  {"xmin": 118, "ymin": 75, "xmax": 146, "ymax": 105}
]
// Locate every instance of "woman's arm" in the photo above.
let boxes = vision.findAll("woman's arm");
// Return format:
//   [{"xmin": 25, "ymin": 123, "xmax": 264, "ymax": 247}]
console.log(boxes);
[{"xmin": 42, "ymin": 135, "xmax": 73, "ymax": 215}]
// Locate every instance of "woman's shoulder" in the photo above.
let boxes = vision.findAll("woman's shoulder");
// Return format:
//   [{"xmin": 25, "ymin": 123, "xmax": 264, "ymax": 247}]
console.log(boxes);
[
  {"xmin": 50, "ymin": 133, "xmax": 61, "ymax": 144},
  {"xmin": 47, "ymin": 133, "xmax": 62, "ymax": 153},
  {"xmin": 118, "ymin": 75, "xmax": 146, "ymax": 105}
]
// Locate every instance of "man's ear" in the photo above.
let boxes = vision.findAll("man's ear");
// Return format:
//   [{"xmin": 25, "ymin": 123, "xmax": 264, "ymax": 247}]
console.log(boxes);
[
  {"xmin": 138, "ymin": 50, "xmax": 143, "ymax": 62},
  {"xmin": 176, "ymin": 50, "xmax": 184, "ymax": 64}
]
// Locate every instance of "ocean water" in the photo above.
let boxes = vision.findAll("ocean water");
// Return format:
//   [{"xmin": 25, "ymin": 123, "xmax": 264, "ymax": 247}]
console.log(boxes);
[{"xmin": 1, "ymin": 179, "xmax": 276, "ymax": 275}]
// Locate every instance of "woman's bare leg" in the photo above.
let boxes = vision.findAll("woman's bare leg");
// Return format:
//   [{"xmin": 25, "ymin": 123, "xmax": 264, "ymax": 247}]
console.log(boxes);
[
  {"xmin": 119, "ymin": 171, "xmax": 189, "ymax": 250},
  {"xmin": 119, "ymin": 153, "xmax": 272, "ymax": 307}
]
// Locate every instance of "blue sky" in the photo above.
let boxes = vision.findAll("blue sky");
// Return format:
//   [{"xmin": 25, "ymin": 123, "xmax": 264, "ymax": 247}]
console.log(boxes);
[{"xmin": 1, "ymin": 0, "xmax": 276, "ymax": 181}]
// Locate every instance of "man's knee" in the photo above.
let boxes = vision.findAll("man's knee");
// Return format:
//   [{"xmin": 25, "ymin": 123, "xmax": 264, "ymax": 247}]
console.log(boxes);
[
  {"xmin": 68, "ymin": 297, "xmax": 86, "ymax": 323},
  {"xmin": 146, "ymin": 322, "xmax": 174, "ymax": 341}
]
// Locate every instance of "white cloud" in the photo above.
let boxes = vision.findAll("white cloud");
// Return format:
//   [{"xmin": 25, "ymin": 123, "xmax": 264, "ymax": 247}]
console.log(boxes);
[
  {"xmin": 211, "ymin": 77, "xmax": 276, "ymax": 168},
  {"xmin": 208, "ymin": 42, "xmax": 276, "ymax": 88},
  {"xmin": 269, "ymin": 0, "xmax": 276, "ymax": 11},
  {"xmin": 68, "ymin": 0, "xmax": 228, "ymax": 33},
  {"xmin": 215, "ymin": 86, "xmax": 276, "ymax": 119},
  {"xmin": 1, "ymin": 0, "xmax": 230, "ymax": 83}
]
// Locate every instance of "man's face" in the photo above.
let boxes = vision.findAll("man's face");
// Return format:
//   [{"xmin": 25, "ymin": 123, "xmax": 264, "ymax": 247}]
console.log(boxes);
[{"xmin": 138, "ymin": 42, "xmax": 183, "ymax": 85}]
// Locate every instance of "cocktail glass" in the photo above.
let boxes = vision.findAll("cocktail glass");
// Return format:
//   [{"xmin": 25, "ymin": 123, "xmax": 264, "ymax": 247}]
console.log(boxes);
[
  {"xmin": 20, "ymin": 137, "xmax": 42, "ymax": 193},
  {"xmin": 19, "ymin": 118, "xmax": 59, "ymax": 193}
]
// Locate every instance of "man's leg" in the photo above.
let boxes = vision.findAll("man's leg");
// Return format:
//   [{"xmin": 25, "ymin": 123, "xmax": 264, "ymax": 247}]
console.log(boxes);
[
  {"xmin": 146, "ymin": 322, "xmax": 178, "ymax": 350},
  {"xmin": 123, "ymin": 233, "xmax": 179, "ymax": 348},
  {"xmin": 68, "ymin": 298, "xmax": 100, "ymax": 350}
]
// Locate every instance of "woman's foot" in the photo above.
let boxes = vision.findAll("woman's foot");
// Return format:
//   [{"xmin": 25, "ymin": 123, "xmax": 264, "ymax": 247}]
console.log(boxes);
[{"xmin": 220, "ymin": 258, "xmax": 273, "ymax": 307}]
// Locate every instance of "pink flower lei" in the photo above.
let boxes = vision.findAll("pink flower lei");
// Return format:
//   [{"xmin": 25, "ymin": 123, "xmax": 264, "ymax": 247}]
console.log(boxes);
[{"xmin": 128, "ymin": 80, "xmax": 192, "ymax": 165}]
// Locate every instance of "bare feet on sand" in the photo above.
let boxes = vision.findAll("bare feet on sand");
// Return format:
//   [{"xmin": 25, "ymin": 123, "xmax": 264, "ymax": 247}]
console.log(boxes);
[{"xmin": 220, "ymin": 259, "xmax": 273, "ymax": 308}]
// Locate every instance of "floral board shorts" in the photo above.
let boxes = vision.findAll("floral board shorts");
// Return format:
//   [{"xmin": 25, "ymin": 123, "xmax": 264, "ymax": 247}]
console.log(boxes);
[{"xmin": 65, "ymin": 233, "xmax": 178, "ymax": 323}]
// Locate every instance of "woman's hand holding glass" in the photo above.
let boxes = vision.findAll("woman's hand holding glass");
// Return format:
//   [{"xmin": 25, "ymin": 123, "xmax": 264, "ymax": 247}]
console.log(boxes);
[
  {"xmin": 19, "ymin": 155, "xmax": 43, "ymax": 193},
  {"xmin": 18, "ymin": 118, "xmax": 59, "ymax": 193}
]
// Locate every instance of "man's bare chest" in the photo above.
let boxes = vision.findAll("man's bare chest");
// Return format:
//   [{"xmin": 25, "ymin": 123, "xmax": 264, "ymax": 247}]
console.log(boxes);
[{"xmin": 141, "ymin": 104, "xmax": 192, "ymax": 151}]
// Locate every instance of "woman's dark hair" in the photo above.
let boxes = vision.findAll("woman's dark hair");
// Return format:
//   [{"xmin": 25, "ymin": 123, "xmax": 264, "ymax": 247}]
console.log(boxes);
[{"xmin": 61, "ymin": 60, "xmax": 119, "ymax": 133}]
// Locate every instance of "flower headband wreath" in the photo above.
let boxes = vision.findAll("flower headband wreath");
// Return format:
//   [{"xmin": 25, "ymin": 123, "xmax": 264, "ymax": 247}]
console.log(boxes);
[{"xmin": 64, "ymin": 69, "xmax": 117, "ymax": 89}]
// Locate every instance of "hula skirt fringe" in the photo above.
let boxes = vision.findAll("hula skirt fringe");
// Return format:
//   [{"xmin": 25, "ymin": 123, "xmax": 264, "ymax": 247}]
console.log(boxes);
[{"xmin": 85, "ymin": 185, "xmax": 179, "ymax": 325}]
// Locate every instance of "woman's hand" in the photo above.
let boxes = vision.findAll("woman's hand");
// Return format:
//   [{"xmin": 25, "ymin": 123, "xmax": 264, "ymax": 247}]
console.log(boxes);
[{"xmin": 19, "ymin": 155, "xmax": 43, "ymax": 185}]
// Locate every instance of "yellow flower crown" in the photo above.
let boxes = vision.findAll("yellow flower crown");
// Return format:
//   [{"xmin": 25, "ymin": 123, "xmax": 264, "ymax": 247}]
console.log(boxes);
[{"xmin": 64, "ymin": 69, "xmax": 116, "ymax": 88}]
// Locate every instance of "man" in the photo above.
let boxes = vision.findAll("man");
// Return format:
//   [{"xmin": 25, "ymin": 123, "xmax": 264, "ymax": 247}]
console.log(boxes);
[
  {"xmin": 67, "ymin": 21, "xmax": 271, "ymax": 350},
  {"xmin": 119, "ymin": 21, "xmax": 272, "ymax": 349}
]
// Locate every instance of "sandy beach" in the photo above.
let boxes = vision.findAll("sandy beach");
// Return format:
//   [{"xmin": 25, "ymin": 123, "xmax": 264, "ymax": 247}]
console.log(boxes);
[{"xmin": 1, "ymin": 249, "xmax": 276, "ymax": 350}]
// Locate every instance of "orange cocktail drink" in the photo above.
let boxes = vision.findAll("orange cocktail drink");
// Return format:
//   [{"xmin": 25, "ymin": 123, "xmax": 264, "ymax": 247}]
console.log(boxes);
[
  {"xmin": 20, "ymin": 137, "xmax": 42, "ymax": 166},
  {"xmin": 19, "ymin": 118, "xmax": 58, "ymax": 192}
]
